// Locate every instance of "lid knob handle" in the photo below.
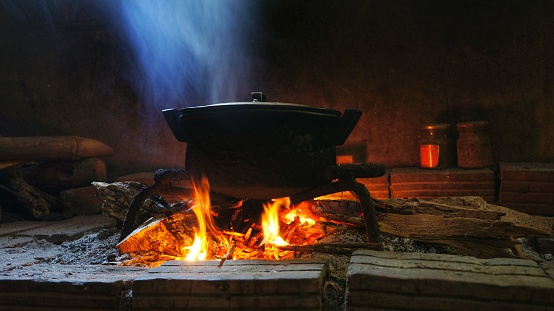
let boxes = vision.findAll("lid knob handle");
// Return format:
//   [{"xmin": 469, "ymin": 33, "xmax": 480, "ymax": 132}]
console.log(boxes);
[{"xmin": 251, "ymin": 92, "xmax": 266, "ymax": 102}]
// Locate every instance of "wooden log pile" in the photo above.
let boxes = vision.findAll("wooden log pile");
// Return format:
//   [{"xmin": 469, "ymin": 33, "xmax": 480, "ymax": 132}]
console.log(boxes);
[
  {"xmin": 94, "ymin": 181, "xmax": 380, "ymax": 265},
  {"xmin": 0, "ymin": 136, "xmax": 114, "ymax": 220},
  {"xmin": 95, "ymin": 180, "xmax": 553, "ymax": 263},
  {"xmin": 321, "ymin": 196, "xmax": 553, "ymax": 258}
]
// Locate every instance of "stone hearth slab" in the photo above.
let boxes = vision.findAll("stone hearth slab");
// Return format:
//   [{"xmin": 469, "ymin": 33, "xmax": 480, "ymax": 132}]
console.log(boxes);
[
  {"xmin": 0, "ymin": 221, "xmax": 51, "ymax": 237},
  {"xmin": 132, "ymin": 259, "xmax": 329, "ymax": 311},
  {"xmin": 13, "ymin": 214, "xmax": 116, "ymax": 243},
  {"xmin": 0, "ymin": 264, "xmax": 146, "ymax": 310},
  {"xmin": 0, "ymin": 215, "xmax": 117, "ymax": 271},
  {"xmin": 345, "ymin": 250, "xmax": 554, "ymax": 311},
  {"xmin": 542, "ymin": 260, "xmax": 554, "ymax": 279},
  {"xmin": 390, "ymin": 167, "xmax": 495, "ymax": 203}
]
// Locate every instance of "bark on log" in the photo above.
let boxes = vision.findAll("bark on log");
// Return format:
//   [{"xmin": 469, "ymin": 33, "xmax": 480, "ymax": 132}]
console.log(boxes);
[
  {"xmin": 0, "ymin": 136, "xmax": 114, "ymax": 162},
  {"xmin": 310, "ymin": 196, "xmax": 553, "ymax": 258},
  {"xmin": 378, "ymin": 213, "xmax": 551, "ymax": 240},
  {"xmin": 431, "ymin": 239, "xmax": 518, "ymax": 259},
  {"xmin": 117, "ymin": 213, "xmax": 197, "ymax": 257},
  {"xmin": 429, "ymin": 196, "xmax": 554, "ymax": 233},
  {"xmin": 26, "ymin": 158, "xmax": 107, "ymax": 193},
  {"xmin": 93, "ymin": 181, "xmax": 153, "ymax": 226},
  {"xmin": 384, "ymin": 197, "xmax": 504, "ymax": 220}
]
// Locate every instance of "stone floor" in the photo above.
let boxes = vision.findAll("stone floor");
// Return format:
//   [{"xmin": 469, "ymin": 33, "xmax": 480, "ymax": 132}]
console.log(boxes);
[
  {"xmin": 346, "ymin": 250, "xmax": 554, "ymax": 311},
  {"xmin": 1, "ymin": 215, "xmax": 554, "ymax": 310}
]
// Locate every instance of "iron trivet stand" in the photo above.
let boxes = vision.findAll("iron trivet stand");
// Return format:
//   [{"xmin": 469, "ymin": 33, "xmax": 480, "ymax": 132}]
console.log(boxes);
[{"xmin": 119, "ymin": 163, "xmax": 386, "ymax": 243}]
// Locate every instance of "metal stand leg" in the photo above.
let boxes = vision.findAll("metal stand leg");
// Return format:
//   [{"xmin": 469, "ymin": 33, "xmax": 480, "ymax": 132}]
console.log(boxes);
[
  {"xmin": 119, "ymin": 169, "xmax": 189, "ymax": 242},
  {"xmin": 290, "ymin": 163, "xmax": 385, "ymax": 243},
  {"xmin": 343, "ymin": 175, "xmax": 382, "ymax": 243}
]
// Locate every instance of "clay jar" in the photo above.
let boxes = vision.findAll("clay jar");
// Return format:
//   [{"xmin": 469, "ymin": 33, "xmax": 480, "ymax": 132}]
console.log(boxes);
[
  {"xmin": 456, "ymin": 121, "xmax": 493, "ymax": 168},
  {"xmin": 419, "ymin": 123, "xmax": 455, "ymax": 169}
]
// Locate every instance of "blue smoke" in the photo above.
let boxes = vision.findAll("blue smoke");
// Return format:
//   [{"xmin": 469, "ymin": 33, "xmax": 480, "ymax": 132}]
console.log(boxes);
[{"xmin": 101, "ymin": 0, "xmax": 261, "ymax": 108}]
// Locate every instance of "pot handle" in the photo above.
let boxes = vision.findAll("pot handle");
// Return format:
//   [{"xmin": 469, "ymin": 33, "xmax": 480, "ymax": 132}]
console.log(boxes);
[
  {"xmin": 335, "ymin": 108, "xmax": 362, "ymax": 145},
  {"xmin": 162, "ymin": 108, "xmax": 188, "ymax": 142}
]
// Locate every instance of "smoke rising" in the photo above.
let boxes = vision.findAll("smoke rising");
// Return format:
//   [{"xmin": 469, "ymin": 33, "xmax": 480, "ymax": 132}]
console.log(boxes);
[
  {"xmin": 100, "ymin": 0, "xmax": 261, "ymax": 108},
  {"xmin": 1, "ymin": 0, "xmax": 261, "ymax": 107}
]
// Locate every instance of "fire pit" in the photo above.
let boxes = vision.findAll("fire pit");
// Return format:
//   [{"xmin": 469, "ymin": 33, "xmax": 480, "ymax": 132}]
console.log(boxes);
[{"xmin": 119, "ymin": 93, "xmax": 387, "ymax": 258}]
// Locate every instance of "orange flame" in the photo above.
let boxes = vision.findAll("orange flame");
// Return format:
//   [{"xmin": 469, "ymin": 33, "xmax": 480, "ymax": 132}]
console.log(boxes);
[
  {"xmin": 284, "ymin": 207, "xmax": 316, "ymax": 226},
  {"xmin": 260, "ymin": 198, "xmax": 289, "ymax": 247},
  {"xmin": 174, "ymin": 178, "xmax": 321, "ymax": 262},
  {"xmin": 185, "ymin": 227, "xmax": 207, "ymax": 260},
  {"xmin": 181, "ymin": 176, "xmax": 229, "ymax": 260}
]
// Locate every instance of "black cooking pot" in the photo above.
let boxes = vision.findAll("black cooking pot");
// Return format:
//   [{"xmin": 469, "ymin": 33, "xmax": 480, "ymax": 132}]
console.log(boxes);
[{"xmin": 163, "ymin": 92, "xmax": 361, "ymax": 199}]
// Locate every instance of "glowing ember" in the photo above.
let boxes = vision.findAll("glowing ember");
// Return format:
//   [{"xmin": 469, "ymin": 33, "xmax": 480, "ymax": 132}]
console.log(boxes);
[
  {"xmin": 179, "ymin": 179, "xmax": 302, "ymax": 260},
  {"xmin": 284, "ymin": 207, "xmax": 316, "ymax": 227},
  {"xmin": 119, "ymin": 176, "xmax": 324, "ymax": 265}
]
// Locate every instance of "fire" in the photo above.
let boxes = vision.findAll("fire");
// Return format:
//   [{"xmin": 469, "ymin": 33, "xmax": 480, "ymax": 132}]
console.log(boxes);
[
  {"xmin": 284, "ymin": 206, "xmax": 316, "ymax": 226},
  {"xmin": 260, "ymin": 198, "xmax": 290, "ymax": 247},
  {"xmin": 180, "ymin": 176, "xmax": 229, "ymax": 260},
  {"xmin": 185, "ymin": 228, "xmax": 207, "ymax": 260},
  {"xmin": 180, "ymin": 179, "xmax": 304, "ymax": 261},
  {"xmin": 121, "ymin": 175, "xmax": 323, "ymax": 265}
]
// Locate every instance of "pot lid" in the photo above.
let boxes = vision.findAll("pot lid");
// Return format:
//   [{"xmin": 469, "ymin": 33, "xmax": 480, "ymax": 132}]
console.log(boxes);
[
  {"xmin": 181, "ymin": 101, "xmax": 342, "ymax": 118},
  {"xmin": 180, "ymin": 91, "xmax": 342, "ymax": 119}
]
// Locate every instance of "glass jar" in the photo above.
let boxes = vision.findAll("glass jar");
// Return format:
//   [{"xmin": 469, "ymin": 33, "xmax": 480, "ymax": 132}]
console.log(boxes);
[
  {"xmin": 456, "ymin": 121, "xmax": 493, "ymax": 168},
  {"xmin": 419, "ymin": 123, "xmax": 455, "ymax": 169}
]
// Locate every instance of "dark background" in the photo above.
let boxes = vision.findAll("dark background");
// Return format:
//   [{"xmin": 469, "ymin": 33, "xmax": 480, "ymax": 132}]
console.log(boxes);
[{"xmin": 1, "ymin": 0, "xmax": 553, "ymax": 180}]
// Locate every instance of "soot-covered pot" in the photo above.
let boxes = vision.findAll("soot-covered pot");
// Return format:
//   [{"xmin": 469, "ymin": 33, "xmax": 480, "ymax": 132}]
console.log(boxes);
[{"xmin": 162, "ymin": 92, "xmax": 361, "ymax": 199}]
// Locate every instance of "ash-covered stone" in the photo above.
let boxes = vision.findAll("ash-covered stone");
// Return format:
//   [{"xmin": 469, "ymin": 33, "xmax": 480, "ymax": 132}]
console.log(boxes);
[{"xmin": 49, "ymin": 227, "xmax": 120, "ymax": 265}]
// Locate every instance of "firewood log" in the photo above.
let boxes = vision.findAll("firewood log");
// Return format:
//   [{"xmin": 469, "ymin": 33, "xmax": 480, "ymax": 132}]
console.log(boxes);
[
  {"xmin": 311, "ymin": 197, "xmax": 553, "ymax": 258},
  {"xmin": 93, "ymin": 181, "xmax": 152, "ymax": 226},
  {"xmin": 25, "ymin": 158, "xmax": 107, "ymax": 193},
  {"xmin": 117, "ymin": 213, "xmax": 197, "ymax": 257},
  {"xmin": 0, "ymin": 136, "xmax": 114, "ymax": 162},
  {"xmin": 378, "ymin": 213, "xmax": 550, "ymax": 241},
  {"xmin": 0, "ymin": 166, "xmax": 51, "ymax": 218},
  {"xmin": 383, "ymin": 197, "xmax": 504, "ymax": 220}
]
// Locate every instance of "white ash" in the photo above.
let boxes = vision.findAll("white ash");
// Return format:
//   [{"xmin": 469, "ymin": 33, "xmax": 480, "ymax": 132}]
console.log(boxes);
[{"xmin": 46, "ymin": 228, "xmax": 121, "ymax": 265}]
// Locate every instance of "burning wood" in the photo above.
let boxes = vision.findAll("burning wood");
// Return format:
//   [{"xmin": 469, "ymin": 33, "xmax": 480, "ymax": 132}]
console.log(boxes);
[
  {"xmin": 95, "ymin": 178, "xmax": 553, "ymax": 267},
  {"xmin": 98, "ymin": 179, "xmax": 358, "ymax": 265},
  {"xmin": 117, "ymin": 212, "xmax": 197, "ymax": 258},
  {"xmin": 104, "ymin": 178, "xmax": 327, "ymax": 266}
]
